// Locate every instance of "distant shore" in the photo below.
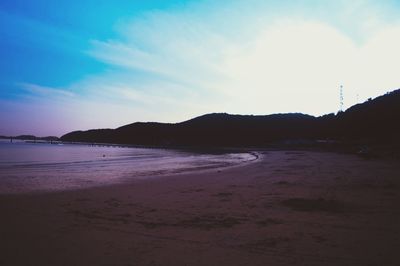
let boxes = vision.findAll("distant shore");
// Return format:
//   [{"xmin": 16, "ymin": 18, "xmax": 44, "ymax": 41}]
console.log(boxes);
[{"xmin": 1, "ymin": 150, "xmax": 399, "ymax": 265}]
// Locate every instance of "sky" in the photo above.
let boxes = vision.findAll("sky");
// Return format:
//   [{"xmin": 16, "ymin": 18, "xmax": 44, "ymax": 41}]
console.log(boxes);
[{"xmin": 1, "ymin": 0, "xmax": 400, "ymax": 136}]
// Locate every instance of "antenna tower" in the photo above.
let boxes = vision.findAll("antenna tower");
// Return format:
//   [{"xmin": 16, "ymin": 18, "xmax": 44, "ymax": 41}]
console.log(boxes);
[{"xmin": 339, "ymin": 85, "xmax": 344, "ymax": 112}]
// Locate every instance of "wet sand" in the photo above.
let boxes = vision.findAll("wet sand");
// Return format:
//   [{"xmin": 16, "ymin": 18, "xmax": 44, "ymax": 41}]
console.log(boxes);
[{"xmin": 1, "ymin": 150, "xmax": 399, "ymax": 265}]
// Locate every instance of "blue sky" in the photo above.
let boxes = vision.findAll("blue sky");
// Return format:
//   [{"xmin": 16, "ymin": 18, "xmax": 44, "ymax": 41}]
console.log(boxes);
[{"xmin": 1, "ymin": 0, "xmax": 400, "ymax": 136}]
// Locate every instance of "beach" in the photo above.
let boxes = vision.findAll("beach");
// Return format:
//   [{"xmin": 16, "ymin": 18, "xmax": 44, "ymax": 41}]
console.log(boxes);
[{"xmin": 1, "ymin": 150, "xmax": 399, "ymax": 265}]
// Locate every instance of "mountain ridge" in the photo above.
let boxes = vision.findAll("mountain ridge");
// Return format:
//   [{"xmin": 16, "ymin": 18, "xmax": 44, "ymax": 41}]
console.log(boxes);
[{"xmin": 61, "ymin": 89, "xmax": 400, "ymax": 148}]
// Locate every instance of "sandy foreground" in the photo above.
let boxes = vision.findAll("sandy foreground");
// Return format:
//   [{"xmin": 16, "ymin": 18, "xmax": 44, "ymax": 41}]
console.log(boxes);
[{"xmin": 0, "ymin": 150, "xmax": 399, "ymax": 266}]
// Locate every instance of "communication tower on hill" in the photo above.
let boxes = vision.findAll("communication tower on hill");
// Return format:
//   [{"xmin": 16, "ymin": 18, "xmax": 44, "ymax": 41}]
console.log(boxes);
[{"xmin": 339, "ymin": 85, "xmax": 344, "ymax": 112}]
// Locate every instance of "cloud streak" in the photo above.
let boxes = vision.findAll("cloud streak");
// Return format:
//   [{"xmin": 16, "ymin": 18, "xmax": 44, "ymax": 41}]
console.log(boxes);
[{"xmin": 19, "ymin": 83, "xmax": 75, "ymax": 98}]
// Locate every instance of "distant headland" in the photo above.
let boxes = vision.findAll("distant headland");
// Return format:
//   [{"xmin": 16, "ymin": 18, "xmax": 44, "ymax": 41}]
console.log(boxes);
[{"xmin": 0, "ymin": 135, "xmax": 59, "ymax": 142}]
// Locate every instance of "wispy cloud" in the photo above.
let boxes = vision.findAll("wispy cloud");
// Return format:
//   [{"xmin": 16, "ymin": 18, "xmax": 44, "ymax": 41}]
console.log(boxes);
[
  {"xmin": 19, "ymin": 83, "xmax": 76, "ymax": 98},
  {"xmin": 86, "ymin": 0, "xmax": 400, "ymax": 116}
]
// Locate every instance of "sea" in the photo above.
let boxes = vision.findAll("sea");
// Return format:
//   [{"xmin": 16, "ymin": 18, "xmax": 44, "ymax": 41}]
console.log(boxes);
[{"xmin": 0, "ymin": 139, "xmax": 254, "ymax": 194}]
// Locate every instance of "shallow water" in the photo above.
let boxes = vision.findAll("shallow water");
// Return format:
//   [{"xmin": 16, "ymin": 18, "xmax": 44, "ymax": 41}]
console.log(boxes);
[{"xmin": 0, "ymin": 140, "xmax": 254, "ymax": 194}]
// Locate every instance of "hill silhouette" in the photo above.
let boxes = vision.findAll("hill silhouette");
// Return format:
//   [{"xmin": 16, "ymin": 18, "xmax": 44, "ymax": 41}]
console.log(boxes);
[
  {"xmin": 335, "ymin": 90, "xmax": 400, "ymax": 141},
  {"xmin": 61, "ymin": 89, "xmax": 400, "ymax": 148}
]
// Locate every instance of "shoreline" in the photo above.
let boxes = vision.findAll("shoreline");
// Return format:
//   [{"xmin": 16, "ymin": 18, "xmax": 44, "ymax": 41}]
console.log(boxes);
[
  {"xmin": 0, "ymin": 143, "xmax": 258, "ymax": 194},
  {"xmin": 1, "ymin": 150, "xmax": 399, "ymax": 265}
]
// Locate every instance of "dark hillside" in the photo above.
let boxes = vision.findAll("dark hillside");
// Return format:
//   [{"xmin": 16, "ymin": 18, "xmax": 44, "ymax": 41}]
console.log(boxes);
[
  {"xmin": 335, "ymin": 90, "xmax": 400, "ymax": 141},
  {"xmin": 61, "ymin": 89, "xmax": 400, "ymax": 148}
]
